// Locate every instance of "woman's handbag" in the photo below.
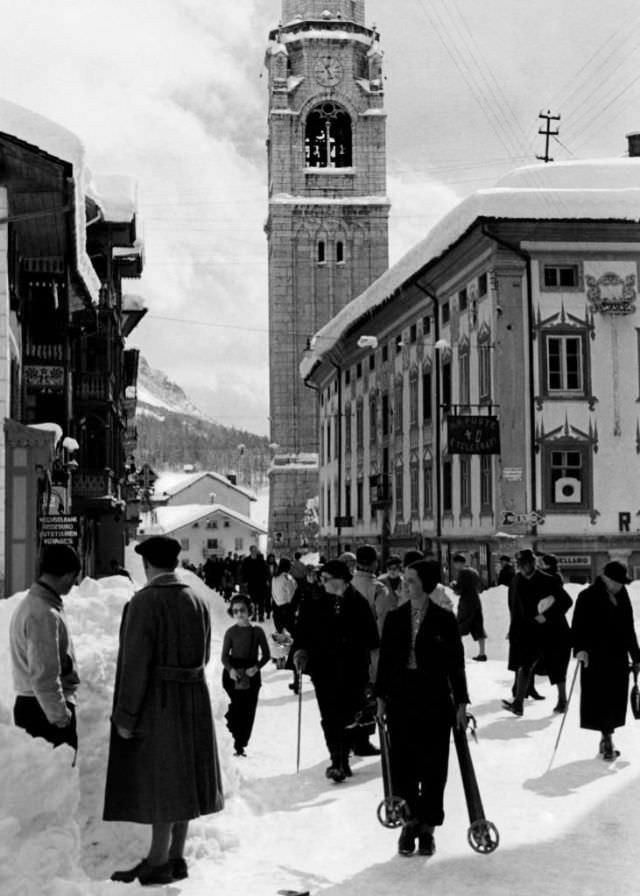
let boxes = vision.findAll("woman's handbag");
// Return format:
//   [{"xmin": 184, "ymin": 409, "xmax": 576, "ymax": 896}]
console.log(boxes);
[{"xmin": 630, "ymin": 670, "xmax": 640, "ymax": 720}]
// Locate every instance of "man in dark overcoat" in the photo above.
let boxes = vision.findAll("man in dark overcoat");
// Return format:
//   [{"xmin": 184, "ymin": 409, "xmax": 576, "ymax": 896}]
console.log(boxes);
[
  {"xmin": 293, "ymin": 559, "xmax": 379, "ymax": 783},
  {"xmin": 104, "ymin": 535, "xmax": 224, "ymax": 886},
  {"xmin": 240, "ymin": 545, "xmax": 270, "ymax": 621},
  {"xmin": 503, "ymin": 549, "xmax": 573, "ymax": 716},
  {"xmin": 572, "ymin": 561, "xmax": 640, "ymax": 760}
]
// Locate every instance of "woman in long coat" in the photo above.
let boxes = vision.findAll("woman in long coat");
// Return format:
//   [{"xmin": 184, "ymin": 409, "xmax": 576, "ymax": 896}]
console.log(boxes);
[
  {"xmin": 376, "ymin": 559, "xmax": 469, "ymax": 858},
  {"xmin": 572, "ymin": 561, "xmax": 640, "ymax": 760},
  {"xmin": 104, "ymin": 536, "xmax": 224, "ymax": 886}
]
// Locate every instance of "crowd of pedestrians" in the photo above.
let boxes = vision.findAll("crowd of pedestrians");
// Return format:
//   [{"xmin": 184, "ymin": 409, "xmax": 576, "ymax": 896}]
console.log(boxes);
[{"xmin": 7, "ymin": 534, "xmax": 640, "ymax": 878}]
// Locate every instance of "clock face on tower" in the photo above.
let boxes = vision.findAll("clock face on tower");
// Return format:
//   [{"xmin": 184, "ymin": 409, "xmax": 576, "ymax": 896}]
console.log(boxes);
[{"xmin": 313, "ymin": 55, "xmax": 344, "ymax": 87}]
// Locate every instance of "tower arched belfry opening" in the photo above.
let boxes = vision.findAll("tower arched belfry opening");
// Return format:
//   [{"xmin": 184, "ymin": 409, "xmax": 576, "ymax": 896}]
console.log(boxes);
[{"xmin": 305, "ymin": 102, "xmax": 352, "ymax": 168}]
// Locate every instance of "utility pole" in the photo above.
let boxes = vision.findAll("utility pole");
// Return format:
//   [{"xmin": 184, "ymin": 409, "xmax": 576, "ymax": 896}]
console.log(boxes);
[{"xmin": 537, "ymin": 110, "xmax": 560, "ymax": 163}]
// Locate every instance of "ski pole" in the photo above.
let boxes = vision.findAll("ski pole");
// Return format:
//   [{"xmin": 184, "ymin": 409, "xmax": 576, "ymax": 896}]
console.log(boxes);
[
  {"xmin": 547, "ymin": 659, "xmax": 580, "ymax": 772},
  {"xmin": 296, "ymin": 671, "xmax": 303, "ymax": 774}
]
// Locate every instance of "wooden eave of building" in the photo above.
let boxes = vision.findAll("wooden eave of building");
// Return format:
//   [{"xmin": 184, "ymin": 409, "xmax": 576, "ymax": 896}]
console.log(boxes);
[
  {"xmin": 121, "ymin": 306, "xmax": 147, "ymax": 337},
  {"xmin": 0, "ymin": 132, "xmax": 95, "ymax": 310}
]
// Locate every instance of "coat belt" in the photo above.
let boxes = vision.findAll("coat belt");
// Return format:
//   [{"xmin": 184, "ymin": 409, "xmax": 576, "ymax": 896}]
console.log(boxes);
[{"xmin": 155, "ymin": 665, "xmax": 205, "ymax": 684}]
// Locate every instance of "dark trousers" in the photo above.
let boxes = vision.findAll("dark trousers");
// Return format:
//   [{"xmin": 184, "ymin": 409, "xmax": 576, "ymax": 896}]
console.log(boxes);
[
  {"xmin": 273, "ymin": 603, "xmax": 291, "ymax": 634},
  {"xmin": 387, "ymin": 672, "xmax": 451, "ymax": 827},
  {"xmin": 249, "ymin": 589, "xmax": 266, "ymax": 621},
  {"xmin": 312, "ymin": 672, "xmax": 362, "ymax": 765},
  {"xmin": 14, "ymin": 696, "xmax": 78, "ymax": 751},
  {"xmin": 222, "ymin": 672, "xmax": 260, "ymax": 751}
]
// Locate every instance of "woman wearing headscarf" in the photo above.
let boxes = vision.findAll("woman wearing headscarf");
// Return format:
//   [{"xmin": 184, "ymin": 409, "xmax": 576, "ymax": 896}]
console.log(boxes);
[
  {"xmin": 376, "ymin": 559, "xmax": 469, "ymax": 858},
  {"xmin": 572, "ymin": 561, "xmax": 640, "ymax": 760}
]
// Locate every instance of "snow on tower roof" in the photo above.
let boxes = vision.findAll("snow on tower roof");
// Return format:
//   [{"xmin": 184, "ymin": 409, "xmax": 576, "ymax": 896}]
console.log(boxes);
[
  {"xmin": 0, "ymin": 98, "xmax": 100, "ymax": 303},
  {"xmin": 300, "ymin": 157, "xmax": 640, "ymax": 380}
]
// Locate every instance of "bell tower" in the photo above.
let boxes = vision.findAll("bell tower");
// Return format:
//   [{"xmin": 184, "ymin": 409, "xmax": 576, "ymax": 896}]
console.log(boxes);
[{"xmin": 266, "ymin": 0, "xmax": 389, "ymax": 554}]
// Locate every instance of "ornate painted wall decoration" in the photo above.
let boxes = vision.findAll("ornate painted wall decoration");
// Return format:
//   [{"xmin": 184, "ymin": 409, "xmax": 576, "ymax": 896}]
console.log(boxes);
[{"xmin": 586, "ymin": 271, "xmax": 636, "ymax": 316}]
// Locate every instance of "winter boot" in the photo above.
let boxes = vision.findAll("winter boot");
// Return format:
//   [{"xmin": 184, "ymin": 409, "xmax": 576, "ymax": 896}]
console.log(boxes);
[
  {"xmin": 600, "ymin": 734, "xmax": 620, "ymax": 761},
  {"xmin": 170, "ymin": 858, "xmax": 188, "ymax": 881},
  {"xmin": 417, "ymin": 824, "xmax": 436, "ymax": 857},
  {"xmin": 326, "ymin": 752, "xmax": 347, "ymax": 783},
  {"xmin": 398, "ymin": 821, "xmax": 418, "ymax": 856}
]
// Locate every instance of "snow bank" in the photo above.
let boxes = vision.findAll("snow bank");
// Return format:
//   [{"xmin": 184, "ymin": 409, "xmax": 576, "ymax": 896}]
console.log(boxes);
[{"xmin": 0, "ymin": 571, "xmax": 242, "ymax": 894}]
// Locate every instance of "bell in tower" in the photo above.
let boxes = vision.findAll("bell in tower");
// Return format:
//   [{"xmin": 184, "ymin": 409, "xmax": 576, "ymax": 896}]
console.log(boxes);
[{"xmin": 265, "ymin": 0, "xmax": 389, "ymax": 555}]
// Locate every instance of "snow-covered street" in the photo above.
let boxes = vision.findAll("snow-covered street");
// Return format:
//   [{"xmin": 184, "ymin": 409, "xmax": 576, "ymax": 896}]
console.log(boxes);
[{"xmin": 3, "ymin": 576, "xmax": 640, "ymax": 895}]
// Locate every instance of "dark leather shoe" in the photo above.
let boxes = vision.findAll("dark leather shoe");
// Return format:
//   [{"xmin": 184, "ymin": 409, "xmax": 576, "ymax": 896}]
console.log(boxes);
[
  {"xmin": 111, "ymin": 860, "xmax": 146, "ymax": 883},
  {"xmin": 502, "ymin": 699, "xmax": 523, "ymax": 716},
  {"xmin": 352, "ymin": 741, "xmax": 381, "ymax": 756},
  {"xmin": 472, "ymin": 654, "xmax": 487, "ymax": 662},
  {"xmin": 171, "ymin": 857, "xmax": 188, "ymax": 880},
  {"xmin": 553, "ymin": 700, "xmax": 567, "ymax": 714},
  {"xmin": 528, "ymin": 689, "xmax": 546, "ymax": 700},
  {"xmin": 398, "ymin": 822, "xmax": 417, "ymax": 856},
  {"xmin": 418, "ymin": 825, "xmax": 436, "ymax": 856},
  {"xmin": 325, "ymin": 764, "xmax": 346, "ymax": 783},
  {"xmin": 138, "ymin": 862, "xmax": 174, "ymax": 886}
]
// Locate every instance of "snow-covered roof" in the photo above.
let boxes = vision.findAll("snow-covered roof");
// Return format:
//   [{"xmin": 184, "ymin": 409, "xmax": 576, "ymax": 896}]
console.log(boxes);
[
  {"xmin": 0, "ymin": 98, "xmax": 100, "ymax": 303},
  {"xmin": 153, "ymin": 470, "xmax": 257, "ymax": 503},
  {"xmin": 300, "ymin": 157, "xmax": 640, "ymax": 380},
  {"xmin": 113, "ymin": 237, "xmax": 144, "ymax": 259},
  {"xmin": 140, "ymin": 503, "xmax": 267, "ymax": 536},
  {"xmin": 87, "ymin": 173, "xmax": 138, "ymax": 224}
]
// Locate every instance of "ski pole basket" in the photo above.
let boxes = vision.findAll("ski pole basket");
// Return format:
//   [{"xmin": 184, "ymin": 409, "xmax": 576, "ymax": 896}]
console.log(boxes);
[{"xmin": 376, "ymin": 714, "xmax": 408, "ymax": 829}]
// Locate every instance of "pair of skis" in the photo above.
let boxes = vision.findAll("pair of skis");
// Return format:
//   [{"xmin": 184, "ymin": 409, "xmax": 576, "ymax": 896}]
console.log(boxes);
[{"xmin": 376, "ymin": 709, "xmax": 499, "ymax": 854}]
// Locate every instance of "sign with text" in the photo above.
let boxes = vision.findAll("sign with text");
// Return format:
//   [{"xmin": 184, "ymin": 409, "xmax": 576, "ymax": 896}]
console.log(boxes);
[
  {"xmin": 447, "ymin": 415, "xmax": 500, "ymax": 455},
  {"xmin": 501, "ymin": 510, "xmax": 545, "ymax": 527},
  {"xmin": 502, "ymin": 467, "xmax": 523, "ymax": 482},
  {"xmin": 39, "ymin": 514, "xmax": 80, "ymax": 546}
]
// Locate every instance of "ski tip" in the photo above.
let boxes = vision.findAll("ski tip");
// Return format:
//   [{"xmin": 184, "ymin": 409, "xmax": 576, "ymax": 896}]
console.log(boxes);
[{"xmin": 277, "ymin": 890, "xmax": 310, "ymax": 896}]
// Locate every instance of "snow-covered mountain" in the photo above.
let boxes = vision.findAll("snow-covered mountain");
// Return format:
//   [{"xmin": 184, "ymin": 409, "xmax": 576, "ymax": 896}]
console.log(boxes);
[{"xmin": 136, "ymin": 355, "xmax": 212, "ymax": 421}]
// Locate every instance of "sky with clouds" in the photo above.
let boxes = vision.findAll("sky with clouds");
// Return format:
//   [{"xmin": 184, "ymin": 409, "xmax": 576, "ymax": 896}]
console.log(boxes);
[{"xmin": 1, "ymin": 0, "xmax": 639, "ymax": 435}]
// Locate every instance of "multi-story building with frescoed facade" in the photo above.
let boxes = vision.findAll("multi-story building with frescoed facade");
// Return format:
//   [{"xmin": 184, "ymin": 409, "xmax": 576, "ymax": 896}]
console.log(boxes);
[{"xmin": 302, "ymin": 142, "xmax": 640, "ymax": 584}]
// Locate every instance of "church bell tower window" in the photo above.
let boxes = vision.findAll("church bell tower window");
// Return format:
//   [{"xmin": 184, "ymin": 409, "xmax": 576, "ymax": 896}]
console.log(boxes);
[{"xmin": 305, "ymin": 102, "xmax": 352, "ymax": 169}]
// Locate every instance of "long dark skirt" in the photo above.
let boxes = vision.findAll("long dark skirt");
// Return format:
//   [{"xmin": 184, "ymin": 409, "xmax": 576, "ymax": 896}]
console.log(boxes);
[
  {"xmin": 222, "ymin": 670, "xmax": 261, "ymax": 751},
  {"xmin": 386, "ymin": 670, "xmax": 452, "ymax": 827}
]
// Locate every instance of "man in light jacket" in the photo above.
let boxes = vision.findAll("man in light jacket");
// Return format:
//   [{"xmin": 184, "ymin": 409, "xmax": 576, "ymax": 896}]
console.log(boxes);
[{"xmin": 10, "ymin": 543, "xmax": 81, "ymax": 750}]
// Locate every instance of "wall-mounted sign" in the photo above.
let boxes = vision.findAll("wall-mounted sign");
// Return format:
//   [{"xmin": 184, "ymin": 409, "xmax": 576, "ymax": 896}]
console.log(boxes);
[
  {"xmin": 502, "ymin": 467, "xmax": 523, "ymax": 482},
  {"xmin": 501, "ymin": 510, "xmax": 545, "ymax": 526},
  {"xmin": 447, "ymin": 415, "xmax": 500, "ymax": 455},
  {"xmin": 586, "ymin": 271, "xmax": 636, "ymax": 315},
  {"xmin": 39, "ymin": 514, "xmax": 79, "ymax": 546},
  {"xmin": 556, "ymin": 555, "xmax": 591, "ymax": 566},
  {"xmin": 24, "ymin": 365, "xmax": 65, "ymax": 392}
]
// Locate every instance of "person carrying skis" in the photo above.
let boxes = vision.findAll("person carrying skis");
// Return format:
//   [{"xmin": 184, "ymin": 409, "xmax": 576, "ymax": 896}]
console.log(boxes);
[
  {"xmin": 293, "ymin": 559, "xmax": 379, "ymax": 782},
  {"xmin": 571, "ymin": 561, "xmax": 640, "ymax": 760},
  {"xmin": 376, "ymin": 559, "xmax": 469, "ymax": 858}
]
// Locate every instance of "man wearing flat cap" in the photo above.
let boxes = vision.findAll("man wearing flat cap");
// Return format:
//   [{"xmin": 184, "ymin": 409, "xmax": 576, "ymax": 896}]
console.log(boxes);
[
  {"xmin": 503, "ymin": 548, "xmax": 573, "ymax": 717},
  {"xmin": 104, "ymin": 535, "xmax": 224, "ymax": 886},
  {"xmin": 293, "ymin": 559, "xmax": 379, "ymax": 782},
  {"xmin": 571, "ymin": 561, "xmax": 640, "ymax": 760}
]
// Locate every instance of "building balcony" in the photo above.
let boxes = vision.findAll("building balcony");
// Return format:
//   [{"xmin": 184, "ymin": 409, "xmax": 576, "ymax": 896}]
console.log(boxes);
[
  {"xmin": 74, "ymin": 372, "xmax": 114, "ymax": 404},
  {"xmin": 72, "ymin": 469, "xmax": 115, "ymax": 499}
]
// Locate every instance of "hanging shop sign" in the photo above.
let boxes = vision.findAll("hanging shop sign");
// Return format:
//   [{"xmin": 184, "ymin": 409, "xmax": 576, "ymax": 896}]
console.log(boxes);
[
  {"xmin": 24, "ymin": 365, "xmax": 65, "ymax": 392},
  {"xmin": 447, "ymin": 415, "xmax": 500, "ymax": 455},
  {"xmin": 39, "ymin": 514, "xmax": 80, "ymax": 546}
]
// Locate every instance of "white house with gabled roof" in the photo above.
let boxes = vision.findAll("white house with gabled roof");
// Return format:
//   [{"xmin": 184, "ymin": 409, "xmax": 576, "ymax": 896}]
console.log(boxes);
[
  {"xmin": 139, "ymin": 503, "xmax": 267, "ymax": 567},
  {"xmin": 151, "ymin": 470, "xmax": 256, "ymax": 518}
]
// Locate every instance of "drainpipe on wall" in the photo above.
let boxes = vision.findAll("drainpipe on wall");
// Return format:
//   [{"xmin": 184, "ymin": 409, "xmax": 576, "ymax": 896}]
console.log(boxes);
[
  {"xmin": 414, "ymin": 279, "xmax": 442, "ymax": 560},
  {"xmin": 481, "ymin": 226, "xmax": 537, "ymax": 542}
]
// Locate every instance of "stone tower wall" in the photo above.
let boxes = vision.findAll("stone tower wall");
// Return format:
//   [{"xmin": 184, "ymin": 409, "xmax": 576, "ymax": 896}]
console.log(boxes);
[
  {"xmin": 282, "ymin": 0, "xmax": 365, "ymax": 24},
  {"xmin": 266, "ymin": 0, "xmax": 388, "ymax": 553}
]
